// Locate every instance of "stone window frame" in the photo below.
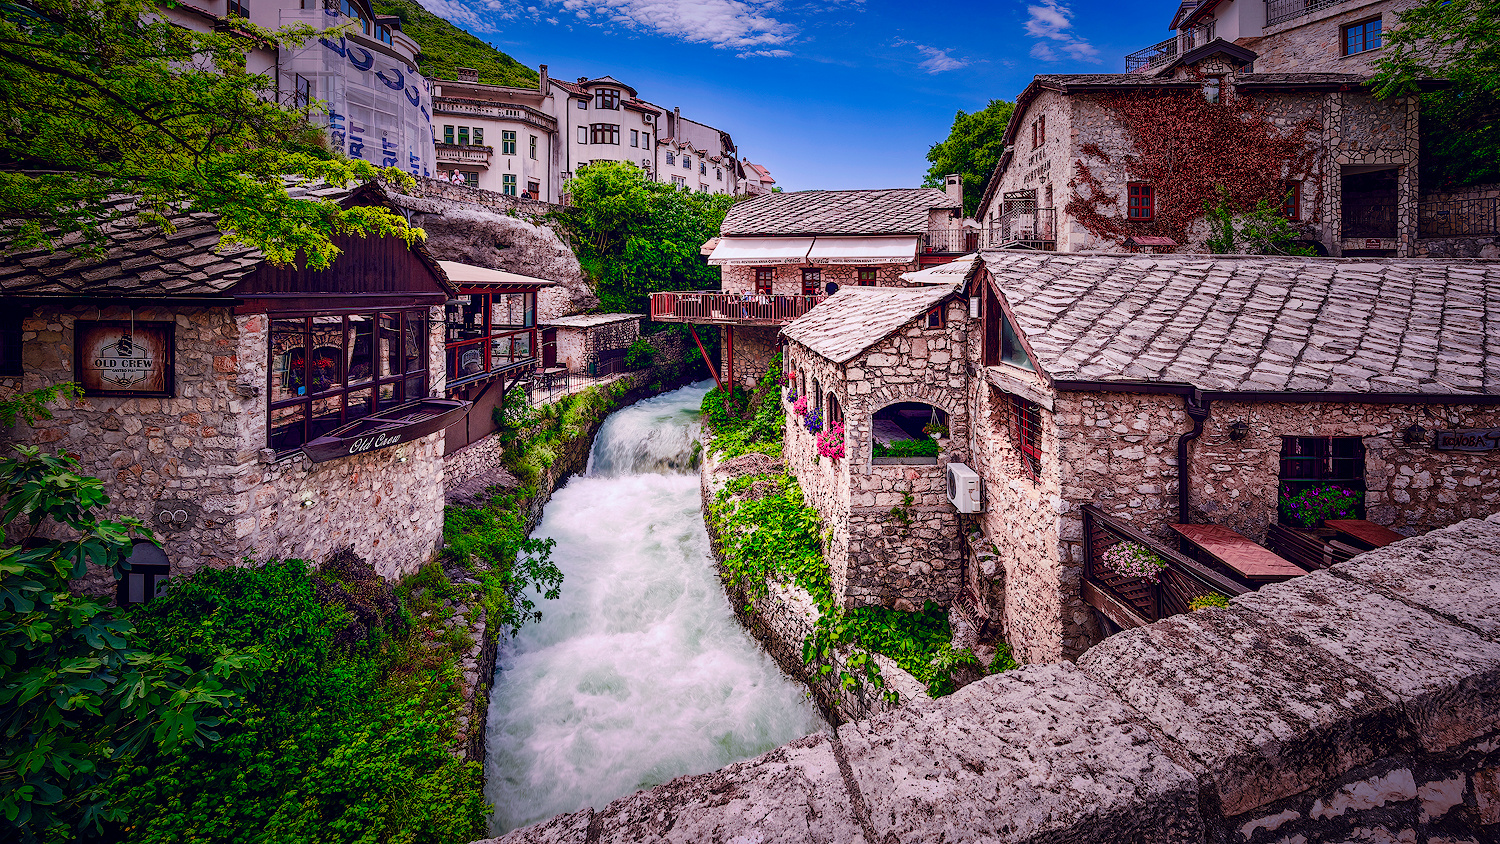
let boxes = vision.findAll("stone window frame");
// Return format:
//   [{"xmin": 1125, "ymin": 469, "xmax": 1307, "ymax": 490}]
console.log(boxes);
[
  {"xmin": 268, "ymin": 310, "xmax": 429, "ymax": 456},
  {"xmin": 1127, "ymin": 183, "xmax": 1155, "ymax": 220},
  {"xmin": 1342, "ymin": 16, "xmax": 1382, "ymax": 56}
]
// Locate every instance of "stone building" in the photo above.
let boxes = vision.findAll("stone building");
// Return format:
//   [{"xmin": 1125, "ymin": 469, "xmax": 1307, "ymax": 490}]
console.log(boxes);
[
  {"xmin": 780, "ymin": 275, "xmax": 974, "ymax": 611},
  {"xmin": 651, "ymin": 184, "xmax": 967, "ymax": 391},
  {"xmin": 540, "ymin": 313, "xmax": 643, "ymax": 376},
  {"xmin": 776, "ymin": 250, "xmax": 1500, "ymax": 667},
  {"xmin": 0, "ymin": 183, "xmax": 486, "ymax": 597},
  {"xmin": 976, "ymin": 49, "xmax": 1428, "ymax": 257}
]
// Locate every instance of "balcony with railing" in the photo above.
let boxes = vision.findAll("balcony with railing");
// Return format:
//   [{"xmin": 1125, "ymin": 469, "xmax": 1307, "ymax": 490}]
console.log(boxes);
[
  {"xmin": 985, "ymin": 207, "xmax": 1057, "ymax": 249},
  {"xmin": 921, "ymin": 228, "xmax": 981, "ymax": 255},
  {"xmin": 1123, "ymin": 20, "xmax": 1216, "ymax": 72},
  {"xmin": 431, "ymin": 99, "xmax": 558, "ymax": 131},
  {"xmin": 649, "ymin": 291, "xmax": 825, "ymax": 326},
  {"xmin": 435, "ymin": 143, "xmax": 492, "ymax": 168},
  {"xmin": 1265, "ymin": 0, "xmax": 1345, "ymax": 27}
]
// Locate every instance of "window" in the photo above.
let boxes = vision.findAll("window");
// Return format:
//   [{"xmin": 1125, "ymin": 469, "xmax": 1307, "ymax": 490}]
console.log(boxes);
[
  {"xmin": 716, "ymin": 168, "xmax": 722, "ymax": 181},
  {"xmin": 801, "ymin": 268, "xmax": 821, "ymax": 296},
  {"xmin": 700, "ymin": 162, "xmax": 707, "ymax": 175},
  {"xmin": 1203, "ymin": 77, "xmax": 1222, "ymax": 103},
  {"xmin": 1011, "ymin": 395, "xmax": 1043, "ymax": 480},
  {"xmin": 268, "ymin": 311, "xmax": 428, "ymax": 454},
  {"xmin": 502, "ymin": 174, "xmax": 517, "ymax": 196},
  {"xmin": 671, "ymin": 175, "xmax": 686, "ymax": 187},
  {"xmin": 576, "ymin": 98, "xmax": 587, "ymax": 109},
  {"xmin": 1031, "ymin": 114, "xmax": 1045, "ymax": 148},
  {"xmin": 577, "ymin": 126, "xmax": 588, "ymax": 144},
  {"xmin": 642, "ymin": 132, "xmax": 650, "ymax": 147},
  {"xmin": 228, "ymin": 0, "xmax": 248, "ymax": 17},
  {"xmin": 529, "ymin": 135, "xmax": 537, "ymax": 159},
  {"xmin": 444, "ymin": 291, "xmax": 536, "ymax": 387},
  {"xmin": 857, "ymin": 268, "xmax": 877, "ymax": 286},
  {"xmin": 338, "ymin": 0, "xmax": 367, "ymax": 31},
  {"xmin": 1127, "ymin": 183, "xmax": 1155, "ymax": 220},
  {"xmin": 295, "ymin": 74, "xmax": 313, "ymax": 110},
  {"xmin": 457, "ymin": 126, "xmax": 470, "ymax": 145},
  {"xmin": 117, "ymin": 541, "xmax": 170, "ymax": 606},
  {"xmin": 631, "ymin": 129, "xmax": 639, "ymax": 147},
  {"xmin": 526, "ymin": 180, "xmax": 540, "ymax": 197},
  {"xmin": 1343, "ymin": 17, "xmax": 1381, "ymax": 55},
  {"xmin": 755, "ymin": 267, "xmax": 773, "ymax": 295},
  {"xmin": 443, "ymin": 125, "xmax": 454, "ymax": 145},
  {"xmin": 0, "ymin": 307, "xmax": 22, "ymax": 375},
  {"xmin": 1282, "ymin": 180, "xmax": 1301, "ymax": 221},
  {"xmin": 1280, "ymin": 437, "xmax": 1366, "ymax": 522},
  {"xmin": 375, "ymin": 24, "xmax": 392, "ymax": 44},
  {"xmin": 589, "ymin": 124, "xmax": 620, "ymax": 144},
  {"xmin": 1000, "ymin": 311, "xmax": 1032, "ymax": 370},
  {"xmin": 499, "ymin": 131, "xmax": 514, "ymax": 154},
  {"xmin": 459, "ymin": 171, "xmax": 478, "ymax": 187},
  {"xmin": 665, "ymin": 152, "xmax": 675, "ymax": 165},
  {"xmin": 698, "ymin": 185, "xmax": 708, "ymax": 193},
  {"xmin": 595, "ymin": 88, "xmax": 621, "ymax": 109},
  {"xmin": 682, "ymin": 155, "xmax": 691, "ymax": 170},
  {"xmin": 472, "ymin": 127, "xmax": 484, "ymax": 145},
  {"xmin": 925, "ymin": 306, "xmax": 945, "ymax": 329}
]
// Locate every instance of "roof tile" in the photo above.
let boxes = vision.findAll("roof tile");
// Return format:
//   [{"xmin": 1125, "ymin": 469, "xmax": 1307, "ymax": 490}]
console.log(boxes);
[{"xmin": 721, "ymin": 188, "xmax": 956, "ymax": 237}]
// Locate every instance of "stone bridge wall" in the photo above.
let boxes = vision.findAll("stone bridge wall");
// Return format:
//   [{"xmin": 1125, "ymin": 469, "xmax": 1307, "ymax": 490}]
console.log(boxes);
[{"xmin": 482, "ymin": 514, "xmax": 1500, "ymax": 844}]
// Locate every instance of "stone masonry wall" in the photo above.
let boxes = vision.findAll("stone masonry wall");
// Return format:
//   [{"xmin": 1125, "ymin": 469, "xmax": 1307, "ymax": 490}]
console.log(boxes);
[
  {"xmin": 1249, "ymin": 0, "xmax": 1425, "ymax": 75},
  {"xmin": 983, "ymin": 86, "xmax": 1071, "ymax": 238},
  {"xmin": 720, "ymin": 324, "xmax": 778, "ymax": 390},
  {"xmin": 482, "ymin": 514, "xmax": 1500, "ymax": 844},
  {"xmin": 1416, "ymin": 184, "xmax": 1500, "ymax": 259}
]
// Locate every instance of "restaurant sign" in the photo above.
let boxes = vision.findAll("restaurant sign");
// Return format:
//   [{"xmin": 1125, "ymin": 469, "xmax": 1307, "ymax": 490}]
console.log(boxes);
[
  {"xmin": 75, "ymin": 321, "xmax": 174, "ymax": 396},
  {"xmin": 1434, "ymin": 428, "xmax": 1500, "ymax": 452}
]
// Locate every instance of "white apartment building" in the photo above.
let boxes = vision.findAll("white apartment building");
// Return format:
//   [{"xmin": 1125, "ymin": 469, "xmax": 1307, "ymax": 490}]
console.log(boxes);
[
  {"xmin": 430, "ymin": 67, "xmax": 559, "ymax": 201},
  {"xmin": 1124, "ymin": 0, "xmax": 1423, "ymax": 74},
  {"xmin": 552, "ymin": 76, "xmax": 667, "ymax": 186},
  {"xmin": 167, "ymin": 0, "xmax": 435, "ymax": 179}
]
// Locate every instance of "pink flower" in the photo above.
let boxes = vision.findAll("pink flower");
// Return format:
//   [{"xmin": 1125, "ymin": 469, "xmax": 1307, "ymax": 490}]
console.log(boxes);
[
  {"xmin": 817, "ymin": 423, "xmax": 845, "ymax": 461},
  {"xmin": 792, "ymin": 395, "xmax": 808, "ymax": 416}
]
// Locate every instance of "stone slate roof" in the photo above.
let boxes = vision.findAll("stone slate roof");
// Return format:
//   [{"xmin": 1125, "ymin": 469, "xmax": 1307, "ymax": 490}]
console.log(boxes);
[
  {"xmin": 979, "ymin": 252, "xmax": 1500, "ymax": 395},
  {"xmin": 783, "ymin": 284, "xmax": 959, "ymax": 364},
  {"xmin": 721, "ymin": 188, "xmax": 957, "ymax": 237},
  {"xmin": 0, "ymin": 181, "xmax": 453, "ymax": 299},
  {"xmin": 900, "ymin": 253, "xmax": 981, "ymax": 286}
]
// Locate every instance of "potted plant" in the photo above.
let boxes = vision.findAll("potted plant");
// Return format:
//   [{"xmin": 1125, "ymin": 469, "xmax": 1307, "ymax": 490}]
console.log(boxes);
[
  {"xmin": 817, "ymin": 423, "xmax": 845, "ymax": 462},
  {"xmin": 803, "ymin": 407, "xmax": 823, "ymax": 434},
  {"xmin": 1279, "ymin": 485, "xmax": 1363, "ymax": 529},
  {"xmin": 1100, "ymin": 540, "xmax": 1168, "ymax": 581},
  {"xmin": 922, "ymin": 421, "xmax": 949, "ymax": 440}
]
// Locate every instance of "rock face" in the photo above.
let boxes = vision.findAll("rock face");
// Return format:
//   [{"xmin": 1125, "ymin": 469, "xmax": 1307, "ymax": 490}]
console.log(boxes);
[{"xmin": 476, "ymin": 515, "xmax": 1500, "ymax": 844}]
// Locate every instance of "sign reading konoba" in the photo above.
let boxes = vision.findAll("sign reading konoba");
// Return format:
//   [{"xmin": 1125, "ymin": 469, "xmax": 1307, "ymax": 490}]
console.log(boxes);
[
  {"xmin": 1434, "ymin": 428, "xmax": 1500, "ymax": 452},
  {"xmin": 75, "ymin": 321, "xmax": 175, "ymax": 396}
]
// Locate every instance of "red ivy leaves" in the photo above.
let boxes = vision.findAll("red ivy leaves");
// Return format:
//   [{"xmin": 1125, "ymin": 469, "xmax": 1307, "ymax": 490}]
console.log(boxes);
[{"xmin": 1067, "ymin": 90, "xmax": 1320, "ymax": 245}]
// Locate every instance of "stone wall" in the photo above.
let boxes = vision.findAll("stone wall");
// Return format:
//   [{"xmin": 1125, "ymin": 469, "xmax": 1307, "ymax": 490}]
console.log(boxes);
[
  {"xmin": 982, "ymin": 87, "xmax": 1071, "ymax": 239},
  {"xmin": 1416, "ymin": 183, "xmax": 1500, "ymax": 259},
  {"xmin": 482, "ymin": 514, "xmax": 1500, "ymax": 844},
  {"xmin": 1249, "ymin": 0, "xmax": 1425, "ymax": 75},
  {"xmin": 720, "ymin": 324, "xmax": 778, "ymax": 390}
]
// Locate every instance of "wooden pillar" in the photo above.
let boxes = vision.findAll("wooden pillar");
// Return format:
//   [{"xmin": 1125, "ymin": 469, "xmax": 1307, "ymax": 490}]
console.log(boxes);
[{"xmin": 724, "ymin": 325, "xmax": 734, "ymax": 399}]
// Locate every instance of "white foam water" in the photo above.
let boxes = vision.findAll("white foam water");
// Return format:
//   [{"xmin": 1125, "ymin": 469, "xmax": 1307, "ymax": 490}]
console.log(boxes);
[{"xmin": 484, "ymin": 381, "xmax": 824, "ymax": 834}]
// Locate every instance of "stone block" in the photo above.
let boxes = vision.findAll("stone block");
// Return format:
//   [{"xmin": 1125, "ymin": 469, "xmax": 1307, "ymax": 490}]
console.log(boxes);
[
  {"xmin": 1077, "ymin": 606, "xmax": 1407, "ymax": 817},
  {"xmin": 1331, "ymin": 518, "xmax": 1500, "ymax": 638},
  {"xmin": 1235, "ymin": 570, "xmax": 1500, "ymax": 753},
  {"xmin": 484, "ymin": 807, "xmax": 591, "ymax": 844},
  {"xmin": 573, "ymin": 730, "xmax": 863, "ymax": 844},
  {"xmin": 837, "ymin": 663, "xmax": 1203, "ymax": 843}
]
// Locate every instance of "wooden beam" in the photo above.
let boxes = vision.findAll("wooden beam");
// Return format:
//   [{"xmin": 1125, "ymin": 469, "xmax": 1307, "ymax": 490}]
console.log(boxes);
[
  {"xmin": 1082, "ymin": 580, "xmax": 1149, "ymax": 631},
  {"xmin": 724, "ymin": 325, "xmax": 734, "ymax": 400},
  {"xmin": 689, "ymin": 325, "xmax": 722, "ymax": 391}
]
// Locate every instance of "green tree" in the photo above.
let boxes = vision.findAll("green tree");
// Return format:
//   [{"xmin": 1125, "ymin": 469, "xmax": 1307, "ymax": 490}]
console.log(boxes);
[
  {"xmin": 1372, "ymin": 0, "xmax": 1500, "ymax": 188},
  {"xmin": 922, "ymin": 99, "xmax": 1015, "ymax": 216},
  {"xmin": 371, "ymin": 0, "xmax": 538, "ymax": 87},
  {"xmin": 0, "ymin": 446, "xmax": 259, "ymax": 842},
  {"xmin": 555, "ymin": 161, "xmax": 736, "ymax": 313},
  {"xmin": 0, "ymin": 0, "xmax": 421, "ymax": 269}
]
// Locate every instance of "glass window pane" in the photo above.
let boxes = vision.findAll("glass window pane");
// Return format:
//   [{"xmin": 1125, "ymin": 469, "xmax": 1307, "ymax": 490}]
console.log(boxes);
[
  {"xmin": 455, "ymin": 343, "xmax": 485, "ymax": 380},
  {"xmin": 405, "ymin": 375, "xmax": 426, "ymax": 401},
  {"xmin": 379, "ymin": 314, "xmax": 401, "ymax": 378},
  {"xmin": 308, "ymin": 316, "xmax": 345, "ymax": 394},
  {"xmin": 378, "ymin": 381, "xmax": 400, "ymax": 410},
  {"xmin": 271, "ymin": 404, "xmax": 306, "ymax": 451},
  {"xmin": 346, "ymin": 388, "xmax": 373, "ymax": 421},
  {"xmin": 347, "ymin": 315, "xmax": 374, "ymax": 383},
  {"xmin": 405, "ymin": 313, "xmax": 427, "ymax": 374},
  {"xmin": 308, "ymin": 395, "xmax": 343, "ymax": 440},
  {"xmin": 271, "ymin": 319, "xmax": 307, "ymax": 401}
]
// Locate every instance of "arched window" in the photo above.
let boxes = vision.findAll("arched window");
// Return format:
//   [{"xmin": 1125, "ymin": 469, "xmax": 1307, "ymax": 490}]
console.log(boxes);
[
  {"xmin": 826, "ymin": 393, "xmax": 842, "ymax": 427},
  {"xmin": 811, "ymin": 378, "xmax": 821, "ymax": 415},
  {"xmin": 117, "ymin": 540, "xmax": 170, "ymax": 606}
]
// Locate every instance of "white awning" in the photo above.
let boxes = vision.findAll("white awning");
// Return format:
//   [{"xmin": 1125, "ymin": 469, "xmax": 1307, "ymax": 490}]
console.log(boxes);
[
  {"xmin": 439, "ymin": 261, "xmax": 555, "ymax": 288},
  {"xmin": 806, "ymin": 236, "xmax": 919, "ymax": 264},
  {"xmin": 707, "ymin": 237, "xmax": 814, "ymax": 266}
]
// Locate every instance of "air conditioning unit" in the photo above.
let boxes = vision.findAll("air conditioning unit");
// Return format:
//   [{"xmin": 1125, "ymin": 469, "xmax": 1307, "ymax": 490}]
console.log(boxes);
[{"xmin": 947, "ymin": 463, "xmax": 983, "ymax": 513}]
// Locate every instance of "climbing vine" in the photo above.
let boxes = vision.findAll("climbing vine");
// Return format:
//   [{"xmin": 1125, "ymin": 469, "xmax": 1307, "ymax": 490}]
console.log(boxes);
[{"xmin": 1067, "ymin": 88, "xmax": 1321, "ymax": 246}]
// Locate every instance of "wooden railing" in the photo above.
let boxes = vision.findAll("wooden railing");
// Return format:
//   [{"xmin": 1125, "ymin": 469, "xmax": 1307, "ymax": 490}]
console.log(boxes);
[
  {"xmin": 922, "ymin": 228, "xmax": 980, "ymax": 254},
  {"xmin": 986, "ymin": 208, "xmax": 1057, "ymax": 248},
  {"xmin": 1081, "ymin": 505, "xmax": 1248, "ymax": 630},
  {"xmin": 649, "ymin": 291, "xmax": 825, "ymax": 325}
]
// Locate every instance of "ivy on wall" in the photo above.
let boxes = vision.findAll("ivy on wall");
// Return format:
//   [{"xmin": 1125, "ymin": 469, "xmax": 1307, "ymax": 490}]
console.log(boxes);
[{"xmin": 1066, "ymin": 89, "xmax": 1319, "ymax": 246}]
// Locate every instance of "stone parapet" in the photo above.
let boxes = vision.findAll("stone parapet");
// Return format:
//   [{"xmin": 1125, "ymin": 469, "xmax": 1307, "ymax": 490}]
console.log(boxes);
[{"xmin": 480, "ymin": 515, "xmax": 1500, "ymax": 844}]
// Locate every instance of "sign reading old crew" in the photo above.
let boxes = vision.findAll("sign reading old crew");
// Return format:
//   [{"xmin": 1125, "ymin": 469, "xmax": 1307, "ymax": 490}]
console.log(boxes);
[{"xmin": 75, "ymin": 321, "xmax": 175, "ymax": 397}]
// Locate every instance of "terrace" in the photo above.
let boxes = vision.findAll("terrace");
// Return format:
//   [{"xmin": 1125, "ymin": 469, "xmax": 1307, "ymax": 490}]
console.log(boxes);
[
  {"xmin": 1123, "ymin": 20, "xmax": 1216, "ymax": 72},
  {"xmin": 985, "ymin": 207, "xmax": 1057, "ymax": 249},
  {"xmin": 649, "ymin": 291, "xmax": 825, "ymax": 326}
]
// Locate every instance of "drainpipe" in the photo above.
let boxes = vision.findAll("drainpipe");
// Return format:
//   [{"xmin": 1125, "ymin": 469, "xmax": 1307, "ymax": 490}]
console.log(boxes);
[{"xmin": 1176, "ymin": 390, "xmax": 1211, "ymax": 527}]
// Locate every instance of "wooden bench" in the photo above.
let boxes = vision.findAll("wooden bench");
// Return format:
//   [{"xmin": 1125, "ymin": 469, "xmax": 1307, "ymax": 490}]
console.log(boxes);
[{"xmin": 1172, "ymin": 523, "xmax": 1308, "ymax": 584}]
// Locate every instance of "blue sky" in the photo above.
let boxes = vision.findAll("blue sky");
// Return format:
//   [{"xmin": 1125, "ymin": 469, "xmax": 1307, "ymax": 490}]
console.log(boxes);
[{"xmin": 419, "ymin": 0, "xmax": 1178, "ymax": 191}]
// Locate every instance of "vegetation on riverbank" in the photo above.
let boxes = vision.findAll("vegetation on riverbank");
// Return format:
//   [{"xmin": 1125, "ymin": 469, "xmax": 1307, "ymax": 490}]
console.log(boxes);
[{"xmin": 701, "ymin": 359, "xmax": 1007, "ymax": 700}]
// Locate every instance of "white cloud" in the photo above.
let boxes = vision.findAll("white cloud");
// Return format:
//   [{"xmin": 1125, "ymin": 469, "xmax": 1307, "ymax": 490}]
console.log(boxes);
[
  {"xmin": 737, "ymin": 49, "xmax": 794, "ymax": 58},
  {"xmin": 1022, "ymin": 0, "xmax": 1102, "ymax": 64},
  {"xmin": 422, "ymin": 0, "xmax": 497, "ymax": 31},
  {"xmin": 915, "ymin": 45, "xmax": 968, "ymax": 73},
  {"xmin": 548, "ymin": 0, "xmax": 796, "ymax": 48}
]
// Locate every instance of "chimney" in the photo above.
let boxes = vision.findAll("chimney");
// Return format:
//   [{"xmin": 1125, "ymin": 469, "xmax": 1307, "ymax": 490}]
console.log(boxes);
[
  {"xmin": 578, "ymin": 76, "xmax": 588, "ymax": 84},
  {"xmin": 944, "ymin": 173, "xmax": 963, "ymax": 207},
  {"xmin": 456, "ymin": 67, "xmax": 479, "ymax": 83},
  {"xmin": 538, "ymin": 64, "xmax": 548, "ymax": 92}
]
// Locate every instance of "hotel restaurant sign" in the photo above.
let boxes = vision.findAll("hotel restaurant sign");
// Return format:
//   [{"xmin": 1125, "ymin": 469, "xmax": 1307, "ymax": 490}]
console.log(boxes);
[{"xmin": 75, "ymin": 321, "xmax": 175, "ymax": 397}]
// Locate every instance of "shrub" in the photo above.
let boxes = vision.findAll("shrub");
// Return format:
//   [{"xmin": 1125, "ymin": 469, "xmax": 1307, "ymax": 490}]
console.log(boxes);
[
  {"xmin": 623, "ymin": 337, "xmax": 656, "ymax": 370},
  {"xmin": 1280, "ymin": 484, "xmax": 1363, "ymax": 529},
  {"xmin": 873, "ymin": 438, "xmax": 940, "ymax": 458},
  {"xmin": 987, "ymin": 643, "xmax": 1018, "ymax": 674},
  {"xmin": 1189, "ymin": 592, "xmax": 1231, "ymax": 612},
  {"xmin": 1101, "ymin": 540, "xmax": 1167, "ymax": 580}
]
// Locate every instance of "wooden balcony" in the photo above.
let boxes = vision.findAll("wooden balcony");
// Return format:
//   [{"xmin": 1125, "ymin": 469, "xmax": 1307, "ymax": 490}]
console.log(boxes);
[
  {"xmin": 649, "ymin": 291, "xmax": 825, "ymax": 326},
  {"xmin": 921, "ymin": 229, "xmax": 980, "ymax": 255},
  {"xmin": 985, "ymin": 208, "xmax": 1057, "ymax": 249}
]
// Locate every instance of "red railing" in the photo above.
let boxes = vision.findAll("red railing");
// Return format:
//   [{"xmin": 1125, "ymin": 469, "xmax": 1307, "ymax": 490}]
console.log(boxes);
[{"xmin": 649, "ymin": 291, "xmax": 826, "ymax": 325}]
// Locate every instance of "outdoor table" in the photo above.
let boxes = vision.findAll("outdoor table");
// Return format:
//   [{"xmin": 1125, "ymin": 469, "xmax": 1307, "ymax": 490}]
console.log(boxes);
[
  {"xmin": 1325, "ymin": 519, "xmax": 1406, "ymax": 549},
  {"xmin": 1170, "ymin": 523, "xmax": 1308, "ymax": 583}
]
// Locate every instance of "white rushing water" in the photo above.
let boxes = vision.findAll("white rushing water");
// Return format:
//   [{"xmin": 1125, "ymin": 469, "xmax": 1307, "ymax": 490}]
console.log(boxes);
[{"xmin": 485, "ymin": 381, "xmax": 825, "ymax": 834}]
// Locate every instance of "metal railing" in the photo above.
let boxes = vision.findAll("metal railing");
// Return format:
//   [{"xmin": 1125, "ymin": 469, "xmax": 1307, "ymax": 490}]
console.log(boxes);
[
  {"xmin": 986, "ymin": 208, "xmax": 1057, "ymax": 248},
  {"xmin": 1265, "ymin": 0, "xmax": 1344, "ymax": 27},
  {"xmin": 649, "ymin": 291, "xmax": 825, "ymax": 325},
  {"xmin": 1341, "ymin": 204, "xmax": 1397, "ymax": 239},
  {"xmin": 1419, "ymin": 197, "xmax": 1500, "ymax": 238},
  {"xmin": 1124, "ymin": 20, "xmax": 1215, "ymax": 72},
  {"xmin": 1081, "ymin": 505, "xmax": 1248, "ymax": 629},
  {"xmin": 922, "ymin": 229, "xmax": 981, "ymax": 254}
]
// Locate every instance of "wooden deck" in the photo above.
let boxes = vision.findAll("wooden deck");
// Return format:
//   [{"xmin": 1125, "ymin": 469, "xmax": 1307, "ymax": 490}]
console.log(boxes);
[{"xmin": 649, "ymin": 291, "xmax": 825, "ymax": 326}]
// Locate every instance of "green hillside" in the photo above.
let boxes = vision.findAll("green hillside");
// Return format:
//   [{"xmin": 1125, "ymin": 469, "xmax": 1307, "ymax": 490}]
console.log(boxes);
[{"xmin": 372, "ymin": 0, "xmax": 539, "ymax": 88}]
